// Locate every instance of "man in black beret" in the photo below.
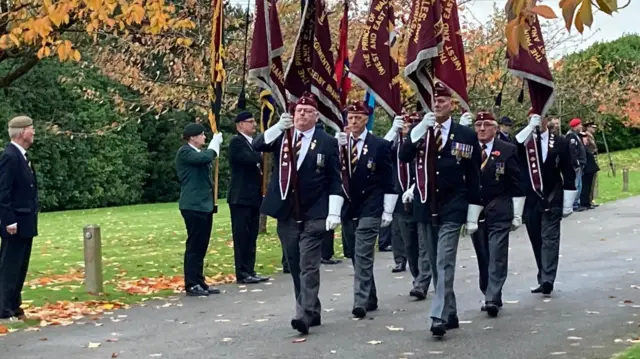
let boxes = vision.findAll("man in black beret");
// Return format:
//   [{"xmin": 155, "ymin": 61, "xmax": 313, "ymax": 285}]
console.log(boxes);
[
  {"xmin": 175, "ymin": 122, "xmax": 223, "ymax": 296},
  {"xmin": 227, "ymin": 111, "xmax": 270, "ymax": 284},
  {"xmin": 0, "ymin": 116, "xmax": 38, "ymax": 320},
  {"xmin": 498, "ymin": 116, "xmax": 514, "ymax": 143}
]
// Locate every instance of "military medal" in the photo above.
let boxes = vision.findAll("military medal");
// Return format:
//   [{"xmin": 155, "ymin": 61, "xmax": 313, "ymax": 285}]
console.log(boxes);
[
  {"xmin": 363, "ymin": 144, "xmax": 368, "ymax": 155},
  {"xmin": 310, "ymin": 139, "xmax": 317, "ymax": 151},
  {"xmin": 495, "ymin": 161, "xmax": 505, "ymax": 181}
]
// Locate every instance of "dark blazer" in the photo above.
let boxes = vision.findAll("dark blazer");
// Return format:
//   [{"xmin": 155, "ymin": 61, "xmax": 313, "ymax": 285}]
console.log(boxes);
[
  {"xmin": 498, "ymin": 131, "xmax": 513, "ymax": 143},
  {"xmin": 227, "ymin": 134, "xmax": 262, "ymax": 207},
  {"xmin": 391, "ymin": 138, "xmax": 415, "ymax": 217},
  {"xmin": 479, "ymin": 138, "xmax": 524, "ymax": 223},
  {"xmin": 516, "ymin": 131, "xmax": 576, "ymax": 211},
  {"xmin": 341, "ymin": 131, "xmax": 396, "ymax": 220},
  {"xmin": 175, "ymin": 144, "xmax": 217, "ymax": 213},
  {"xmin": 253, "ymin": 127, "xmax": 342, "ymax": 221},
  {"xmin": 399, "ymin": 120, "xmax": 482, "ymax": 224},
  {"xmin": 0, "ymin": 143, "xmax": 38, "ymax": 239}
]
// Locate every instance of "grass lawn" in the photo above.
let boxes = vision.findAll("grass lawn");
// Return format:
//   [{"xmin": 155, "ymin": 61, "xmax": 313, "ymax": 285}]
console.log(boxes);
[
  {"xmin": 613, "ymin": 344, "xmax": 640, "ymax": 359},
  {"xmin": 1, "ymin": 148, "xmax": 639, "ymax": 332}
]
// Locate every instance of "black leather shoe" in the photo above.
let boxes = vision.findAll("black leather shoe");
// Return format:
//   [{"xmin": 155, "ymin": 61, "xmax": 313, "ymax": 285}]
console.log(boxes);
[
  {"xmin": 409, "ymin": 287, "xmax": 426, "ymax": 300},
  {"xmin": 237, "ymin": 276, "xmax": 262, "ymax": 284},
  {"xmin": 283, "ymin": 267, "xmax": 290, "ymax": 274},
  {"xmin": 366, "ymin": 303, "xmax": 378, "ymax": 312},
  {"xmin": 254, "ymin": 275, "xmax": 271, "ymax": 282},
  {"xmin": 445, "ymin": 315, "xmax": 459, "ymax": 329},
  {"xmin": 201, "ymin": 284, "xmax": 221, "ymax": 294},
  {"xmin": 430, "ymin": 319, "xmax": 446, "ymax": 337},
  {"xmin": 541, "ymin": 281, "xmax": 553, "ymax": 295},
  {"xmin": 352, "ymin": 307, "xmax": 367, "ymax": 318},
  {"xmin": 321, "ymin": 258, "xmax": 342, "ymax": 265},
  {"xmin": 531, "ymin": 285, "xmax": 543, "ymax": 294},
  {"xmin": 484, "ymin": 302, "xmax": 500, "ymax": 317},
  {"xmin": 575, "ymin": 206, "xmax": 587, "ymax": 212},
  {"xmin": 310, "ymin": 315, "xmax": 321, "ymax": 327},
  {"xmin": 291, "ymin": 318, "xmax": 309, "ymax": 334},
  {"xmin": 391, "ymin": 263, "xmax": 406, "ymax": 273},
  {"xmin": 186, "ymin": 285, "xmax": 209, "ymax": 297}
]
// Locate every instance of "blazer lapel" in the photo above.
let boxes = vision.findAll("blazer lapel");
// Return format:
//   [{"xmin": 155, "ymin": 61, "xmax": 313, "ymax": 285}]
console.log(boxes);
[
  {"xmin": 355, "ymin": 133, "xmax": 371, "ymax": 175},
  {"xmin": 299, "ymin": 130, "xmax": 318, "ymax": 170}
]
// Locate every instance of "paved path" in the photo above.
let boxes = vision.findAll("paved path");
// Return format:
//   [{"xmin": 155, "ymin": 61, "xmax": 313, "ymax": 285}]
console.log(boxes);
[{"xmin": 2, "ymin": 197, "xmax": 640, "ymax": 359}]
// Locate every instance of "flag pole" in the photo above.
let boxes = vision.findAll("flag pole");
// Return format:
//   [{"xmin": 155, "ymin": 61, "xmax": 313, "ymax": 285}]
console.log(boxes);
[{"xmin": 208, "ymin": 0, "xmax": 225, "ymax": 214}]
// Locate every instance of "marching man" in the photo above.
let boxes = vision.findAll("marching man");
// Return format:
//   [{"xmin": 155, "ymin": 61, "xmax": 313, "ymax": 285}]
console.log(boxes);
[
  {"xmin": 515, "ymin": 110, "xmax": 577, "ymax": 296},
  {"xmin": 399, "ymin": 83, "xmax": 483, "ymax": 337},
  {"xmin": 470, "ymin": 111, "xmax": 524, "ymax": 317},
  {"xmin": 336, "ymin": 100, "xmax": 398, "ymax": 319},
  {"xmin": 253, "ymin": 93, "xmax": 343, "ymax": 335}
]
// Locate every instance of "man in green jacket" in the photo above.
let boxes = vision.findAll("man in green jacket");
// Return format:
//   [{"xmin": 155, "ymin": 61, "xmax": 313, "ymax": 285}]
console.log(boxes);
[{"xmin": 176, "ymin": 123, "xmax": 223, "ymax": 296}]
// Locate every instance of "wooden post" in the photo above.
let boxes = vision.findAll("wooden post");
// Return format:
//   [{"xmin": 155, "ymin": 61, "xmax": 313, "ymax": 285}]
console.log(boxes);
[
  {"xmin": 83, "ymin": 225, "xmax": 104, "ymax": 294},
  {"xmin": 622, "ymin": 168, "xmax": 629, "ymax": 192}
]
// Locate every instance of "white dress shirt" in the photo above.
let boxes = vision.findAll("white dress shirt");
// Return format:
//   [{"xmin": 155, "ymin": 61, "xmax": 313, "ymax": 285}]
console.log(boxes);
[
  {"xmin": 436, "ymin": 118, "xmax": 453, "ymax": 147},
  {"xmin": 188, "ymin": 143, "xmax": 201, "ymax": 153},
  {"xmin": 535, "ymin": 130, "xmax": 549, "ymax": 162},
  {"xmin": 350, "ymin": 129, "xmax": 368, "ymax": 159},
  {"xmin": 11, "ymin": 141, "xmax": 27, "ymax": 160},
  {"xmin": 294, "ymin": 126, "xmax": 315, "ymax": 170}
]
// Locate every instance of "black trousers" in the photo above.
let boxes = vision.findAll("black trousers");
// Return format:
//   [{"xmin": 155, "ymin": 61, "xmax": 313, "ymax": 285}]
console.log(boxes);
[
  {"xmin": 321, "ymin": 230, "xmax": 335, "ymax": 260},
  {"xmin": 180, "ymin": 209, "xmax": 213, "ymax": 289},
  {"xmin": 378, "ymin": 224, "xmax": 391, "ymax": 249},
  {"xmin": 0, "ymin": 236, "xmax": 33, "ymax": 318},
  {"xmin": 229, "ymin": 204, "xmax": 260, "ymax": 280},
  {"xmin": 523, "ymin": 203, "xmax": 563, "ymax": 285},
  {"xmin": 581, "ymin": 172, "xmax": 596, "ymax": 206}
]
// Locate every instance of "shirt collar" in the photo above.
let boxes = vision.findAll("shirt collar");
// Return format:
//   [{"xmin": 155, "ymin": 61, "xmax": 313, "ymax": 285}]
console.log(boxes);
[
  {"xmin": 480, "ymin": 138, "xmax": 494, "ymax": 149},
  {"xmin": 11, "ymin": 141, "xmax": 26, "ymax": 157},
  {"xmin": 437, "ymin": 118, "xmax": 452, "ymax": 130},
  {"xmin": 296, "ymin": 126, "xmax": 316, "ymax": 139},
  {"xmin": 352, "ymin": 128, "xmax": 368, "ymax": 142},
  {"xmin": 240, "ymin": 132, "xmax": 253, "ymax": 143},
  {"xmin": 188, "ymin": 143, "xmax": 201, "ymax": 152}
]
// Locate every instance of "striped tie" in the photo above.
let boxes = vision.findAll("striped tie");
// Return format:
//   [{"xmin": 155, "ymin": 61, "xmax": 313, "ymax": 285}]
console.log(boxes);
[
  {"xmin": 435, "ymin": 124, "xmax": 443, "ymax": 151},
  {"xmin": 351, "ymin": 137, "xmax": 360, "ymax": 175},
  {"xmin": 481, "ymin": 144, "xmax": 488, "ymax": 170},
  {"xmin": 295, "ymin": 132, "xmax": 304, "ymax": 160}
]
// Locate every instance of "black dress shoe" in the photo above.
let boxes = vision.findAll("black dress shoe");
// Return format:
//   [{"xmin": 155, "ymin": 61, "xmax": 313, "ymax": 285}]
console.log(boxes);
[
  {"xmin": 430, "ymin": 319, "xmax": 446, "ymax": 337},
  {"xmin": 283, "ymin": 267, "xmax": 290, "ymax": 274},
  {"xmin": 291, "ymin": 318, "xmax": 309, "ymax": 334},
  {"xmin": 310, "ymin": 315, "xmax": 321, "ymax": 327},
  {"xmin": 484, "ymin": 302, "xmax": 500, "ymax": 317},
  {"xmin": 409, "ymin": 287, "xmax": 426, "ymax": 300},
  {"xmin": 186, "ymin": 285, "xmax": 209, "ymax": 297},
  {"xmin": 237, "ymin": 276, "xmax": 262, "ymax": 284},
  {"xmin": 321, "ymin": 258, "xmax": 342, "ymax": 265},
  {"xmin": 201, "ymin": 284, "xmax": 221, "ymax": 294},
  {"xmin": 541, "ymin": 281, "xmax": 553, "ymax": 295},
  {"xmin": 575, "ymin": 206, "xmax": 587, "ymax": 212},
  {"xmin": 352, "ymin": 307, "xmax": 367, "ymax": 318},
  {"xmin": 445, "ymin": 315, "xmax": 459, "ymax": 330},
  {"xmin": 391, "ymin": 263, "xmax": 406, "ymax": 273},
  {"xmin": 531, "ymin": 285, "xmax": 543, "ymax": 294}
]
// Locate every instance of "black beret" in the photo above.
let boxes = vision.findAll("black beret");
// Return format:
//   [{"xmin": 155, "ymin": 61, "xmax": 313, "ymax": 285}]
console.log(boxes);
[
  {"xmin": 235, "ymin": 111, "xmax": 254, "ymax": 123},
  {"xmin": 499, "ymin": 116, "xmax": 514, "ymax": 125},
  {"xmin": 584, "ymin": 122, "xmax": 597, "ymax": 128},
  {"xmin": 183, "ymin": 123, "xmax": 206, "ymax": 137}
]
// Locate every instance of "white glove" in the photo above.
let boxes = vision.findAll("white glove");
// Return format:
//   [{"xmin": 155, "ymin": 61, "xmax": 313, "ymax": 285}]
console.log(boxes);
[
  {"xmin": 335, "ymin": 132, "xmax": 348, "ymax": 146},
  {"xmin": 381, "ymin": 194, "xmax": 399, "ymax": 227},
  {"xmin": 6, "ymin": 223, "xmax": 17, "ymax": 235},
  {"xmin": 402, "ymin": 184, "xmax": 415, "ymax": 203},
  {"xmin": 515, "ymin": 114, "xmax": 542, "ymax": 144},
  {"xmin": 383, "ymin": 116, "xmax": 404, "ymax": 142},
  {"xmin": 511, "ymin": 197, "xmax": 526, "ymax": 231},
  {"xmin": 462, "ymin": 204, "xmax": 484, "ymax": 236},
  {"xmin": 208, "ymin": 132, "xmax": 223, "ymax": 155},
  {"xmin": 326, "ymin": 195, "xmax": 344, "ymax": 231},
  {"xmin": 410, "ymin": 112, "xmax": 436, "ymax": 143},
  {"xmin": 562, "ymin": 190, "xmax": 578, "ymax": 216},
  {"xmin": 459, "ymin": 112, "xmax": 474, "ymax": 127},
  {"xmin": 264, "ymin": 113, "xmax": 294, "ymax": 144}
]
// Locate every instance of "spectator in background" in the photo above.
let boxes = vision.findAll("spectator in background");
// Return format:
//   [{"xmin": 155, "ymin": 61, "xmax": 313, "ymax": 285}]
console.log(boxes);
[
  {"xmin": 548, "ymin": 117, "xmax": 561, "ymax": 136},
  {"xmin": 581, "ymin": 122, "xmax": 600, "ymax": 210},
  {"xmin": 566, "ymin": 118, "xmax": 587, "ymax": 212},
  {"xmin": 498, "ymin": 116, "xmax": 515, "ymax": 143}
]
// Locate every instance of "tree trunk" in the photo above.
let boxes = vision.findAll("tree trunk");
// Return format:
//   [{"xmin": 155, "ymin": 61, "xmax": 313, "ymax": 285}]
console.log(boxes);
[{"xmin": 258, "ymin": 152, "xmax": 272, "ymax": 234}]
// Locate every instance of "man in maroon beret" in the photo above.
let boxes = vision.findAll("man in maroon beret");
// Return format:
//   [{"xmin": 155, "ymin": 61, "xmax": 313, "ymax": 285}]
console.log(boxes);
[
  {"xmin": 470, "ymin": 111, "xmax": 524, "ymax": 317},
  {"xmin": 253, "ymin": 92, "xmax": 343, "ymax": 335},
  {"xmin": 335, "ymin": 100, "xmax": 398, "ymax": 319}
]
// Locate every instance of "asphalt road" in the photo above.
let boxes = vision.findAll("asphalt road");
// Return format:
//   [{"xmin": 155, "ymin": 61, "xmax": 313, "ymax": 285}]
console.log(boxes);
[{"xmin": 2, "ymin": 197, "xmax": 640, "ymax": 359}]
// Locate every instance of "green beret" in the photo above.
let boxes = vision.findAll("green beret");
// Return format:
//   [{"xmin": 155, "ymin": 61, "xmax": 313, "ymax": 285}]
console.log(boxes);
[
  {"xmin": 183, "ymin": 123, "xmax": 206, "ymax": 137},
  {"xmin": 8, "ymin": 116, "xmax": 33, "ymax": 129}
]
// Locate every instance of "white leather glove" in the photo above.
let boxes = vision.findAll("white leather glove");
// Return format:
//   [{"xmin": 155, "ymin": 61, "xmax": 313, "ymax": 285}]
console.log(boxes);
[
  {"xmin": 511, "ymin": 197, "xmax": 526, "ymax": 231},
  {"xmin": 462, "ymin": 204, "xmax": 484, "ymax": 236},
  {"xmin": 562, "ymin": 190, "xmax": 578, "ymax": 216},
  {"xmin": 208, "ymin": 132, "xmax": 223, "ymax": 155},
  {"xmin": 381, "ymin": 194, "xmax": 399, "ymax": 227},
  {"xmin": 459, "ymin": 112, "xmax": 474, "ymax": 127},
  {"xmin": 264, "ymin": 113, "xmax": 294, "ymax": 144},
  {"xmin": 383, "ymin": 116, "xmax": 404, "ymax": 142},
  {"xmin": 410, "ymin": 112, "xmax": 436, "ymax": 143},
  {"xmin": 335, "ymin": 132, "xmax": 348, "ymax": 146},
  {"xmin": 515, "ymin": 114, "xmax": 542, "ymax": 144},
  {"xmin": 326, "ymin": 195, "xmax": 344, "ymax": 231},
  {"xmin": 402, "ymin": 184, "xmax": 415, "ymax": 203},
  {"xmin": 6, "ymin": 223, "xmax": 17, "ymax": 235}
]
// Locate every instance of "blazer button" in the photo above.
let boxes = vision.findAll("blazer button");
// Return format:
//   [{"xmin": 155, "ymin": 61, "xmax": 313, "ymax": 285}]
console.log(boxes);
[
  {"xmin": 436, "ymin": 171, "xmax": 439, "ymax": 175},
  {"xmin": 436, "ymin": 189, "xmax": 440, "ymax": 192},
  {"xmin": 438, "ymin": 155, "xmax": 441, "ymax": 159},
  {"xmin": 361, "ymin": 190, "xmax": 365, "ymax": 194}
]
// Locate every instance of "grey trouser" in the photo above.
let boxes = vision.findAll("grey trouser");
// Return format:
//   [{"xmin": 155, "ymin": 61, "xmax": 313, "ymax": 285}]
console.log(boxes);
[
  {"xmin": 418, "ymin": 221, "xmax": 463, "ymax": 321},
  {"xmin": 277, "ymin": 218, "xmax": 325, "ymax": 323},
  {"xmin": 343, "ymin": 217, "xmax": 381, "ymax": 309},
  {"xmin": 391, "ymin": 218, "xmax": 406, "ymax": 266},
  {"xmin": 471, "ymin": 218, "xmax": 511, "ymax": 303},
  {"xmin": 397, "ymin": 213, "xmax": 432, "ymax": 291}
]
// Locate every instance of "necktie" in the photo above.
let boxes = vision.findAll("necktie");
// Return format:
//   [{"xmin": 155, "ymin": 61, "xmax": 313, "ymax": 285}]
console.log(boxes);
[
  {"xmin": 295, "ymin": 132, "xmax": 304, "ymax": 161},
  {"xmin": 25, "ymin": 153, "xmax": 32, "ymax": 170},
  {"xmin": 351, "ymin": 137, "xmax": 360, "ymax": 175},
  {"xmin": 435, "ymin": 124, "xmax": 443, "ymax": 151},
  {"xmin": 481, "ymin": 144, "xmax": 488, "ymax": 170}
]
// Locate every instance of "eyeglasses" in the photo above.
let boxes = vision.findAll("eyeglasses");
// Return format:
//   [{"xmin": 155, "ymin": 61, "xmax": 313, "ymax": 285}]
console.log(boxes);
[
  {"xmin": 295, "ymin": 108, "xmax": 316, "ymax": 115},
  {"xmin": 473, "ymin": 121, "xmax": 496, "ymax": 129}
]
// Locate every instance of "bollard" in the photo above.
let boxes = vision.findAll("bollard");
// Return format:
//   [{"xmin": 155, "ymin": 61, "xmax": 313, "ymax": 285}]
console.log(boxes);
[
  {"xmin": 83, "ymin": 225, "xmax": 104, "ymax": 294},
  {"xmin": 622, "ymin": 168, "xmax": 629, "ymax": 192}
]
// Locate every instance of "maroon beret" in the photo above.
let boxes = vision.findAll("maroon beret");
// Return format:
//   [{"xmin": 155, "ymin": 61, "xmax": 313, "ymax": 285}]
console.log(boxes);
[
  {"xmin": 434, "ymin": 82, "xmax": 452, "ymax": 98},
  {"xmin": 474, "ymin": 111, "xmax": 496, "ymax": 122},
  {"xmin": 296, "ymin": 92, "xmax": 317, "ymax": 109},
  {"xmin": 346, "ymin": 100, "xmax": 369, "ymax": 115}
]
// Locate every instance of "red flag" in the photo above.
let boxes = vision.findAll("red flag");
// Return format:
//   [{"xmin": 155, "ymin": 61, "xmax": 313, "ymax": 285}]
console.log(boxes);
[
  {"xmin": 284, "ymin": 0, "xmax": 315, "ymax": 102},
  {"xmin": 349, "ymin": 0, "xmax": 402, "ymax": 116},
  {"xmin": 434, "ymin": 0, "xmax": 469, "ymax": 111},
  {"xmin": 403, "ymin": 0, "xmax": 443, "ymax": 111},
  {"xmin": 335, "ymin": 1, "xmax": 351, "ymax": 109}
]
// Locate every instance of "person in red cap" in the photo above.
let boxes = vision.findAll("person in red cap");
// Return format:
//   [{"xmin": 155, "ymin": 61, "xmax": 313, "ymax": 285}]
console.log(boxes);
[
  {"xmin": 399, "ymin": 81, "xmax": 483, "ymax": 337},
  {"xmin": 514, "ymin": 109, "xmax": 577, "ymax": 296},
  {"xmin": 334, "ymin": 100, "xmax": 398, "ymax": 319},
  {"xmin": 470, "ymin": 111, "xmax": 524, "ymax": 317},
  {"xmin": 253, "ymin": 92, "xmax": 343, "ymax": 335},
  {"xmin": 566, "ymin": 118, "xmax": 587, "ymax": 211}
]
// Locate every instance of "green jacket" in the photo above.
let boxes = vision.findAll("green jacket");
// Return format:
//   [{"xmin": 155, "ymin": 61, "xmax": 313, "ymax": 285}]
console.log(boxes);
[{"xmin": 175, "ymin": 144, "xmax": 217, "ymax": 213}]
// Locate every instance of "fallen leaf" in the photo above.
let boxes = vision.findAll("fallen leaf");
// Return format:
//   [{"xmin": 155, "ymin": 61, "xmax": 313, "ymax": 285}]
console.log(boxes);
[
  {"xmin": 543, "ymin": 299, "xmax": 552, "ymax": 303},
  {"xmin": 614, "ymin": 339, "xmax": 624, "ymax": 343},
  {"xmin": 255, "ymin": 319, "xmax": 268, "ymax": 322},
  {"xmin": 459, "ymin": 320, "xmax": 473, "ymax": 324},
  {"xmin": 250, "ymin": 289, "xmax": 263, "ymax": 292},
  {"xmin": 330, "ymin": 350, "xmax": 337, "ymax": 354},
  {"xmin": 0, "ymin": 325, "xmax": 7, "ymax": 334},
  {"xmin": 483, "ymin": 326, "xmax": 493, "ymax": 330},
  {"xmin": 222, "ymin": 338, "xmax": 232, "ymax": 342},
  {"xmin": 292, "ymin": 338, "xmax": 307, "ymax": 343},
  {"xmin": 112, "ymin": 353, "xmax": 119, "ymax": 358},
  {"xmin": 39, "ymin": 338, "xmax": 48, "ymax": 341},
  {"xmin": 550, "ymin": 352, "xmax": 567, "ymax": 355},
  {"xmin": 586, "ymin": 311, "xmax": 600, "ymax": 314},
  {"xmin": 367, "ymin": 340, "xmax": 382, "ymax": 345},
  {"xmin": 150, "ymin": 354, "xmax": 163, "ymax": 357},
  {"xmin": 323, "ymin": 308, "xmax": 335, "ymax": 312},
  {"xmin": 386, "ymin": 326, "xmax": 404, "ymax": 331},
  {"xmin": 215, "ymin": 319, "xmax": 230, "ymax": 323},
  {"xmin": 568, "ymin": 336, "xmax": 583, "ymax": 340},
  {"xmin": 428, "ymin": 351, "xmax": 444, "ymax": 355},
  {"xmin": 504, "ymin": 300, "xmax": 519, "ymax": 304},
  {"xmin": 88, "ymin": 342, "xmax": 101, "ymax": 349},
  {"xmin": 624, "ymin": 300, "xmax": 634, "ymax": 304},
  {"xmin": 107, "ymin": 338, "xmax": 119, "ymax": 342}
]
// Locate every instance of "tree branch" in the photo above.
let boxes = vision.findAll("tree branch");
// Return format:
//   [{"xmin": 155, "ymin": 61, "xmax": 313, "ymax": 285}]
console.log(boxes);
[{"xmin": 0, "ymin": 54, "xmax": 39, "ymax": 88}]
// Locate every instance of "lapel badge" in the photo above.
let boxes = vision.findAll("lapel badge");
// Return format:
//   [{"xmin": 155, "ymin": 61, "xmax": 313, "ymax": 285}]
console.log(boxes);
[
  {"xmin": 363, "ymin": 144, "xmax": 369, "ymax": 155},
  {"xmin": 310, "ymin": 139, "xmax": 317, "ymax": 151}
]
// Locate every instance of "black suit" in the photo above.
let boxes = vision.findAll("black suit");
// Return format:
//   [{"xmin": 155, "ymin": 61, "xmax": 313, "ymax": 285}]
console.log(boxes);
[
  {"xmin": 227, "ymin": 133, "xmax": 263, "ymax": 281},
  {"xmin": 498, "ymin": 131, "xmax": 513, "ymax": 144},
  {"xmin": 471, "ymin": 138, "xmax": 523, "ymax": 307},
  {"xmin": 516, "ymin": 130, "xmax": 576, "ymax": 288},
  {"xmin": 581, "ymin": 145, "xmax": 599, "ymax": 207},
  {"xmin": 0, "ymin": 143, "xmax": 38, "ymax": 319}
]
